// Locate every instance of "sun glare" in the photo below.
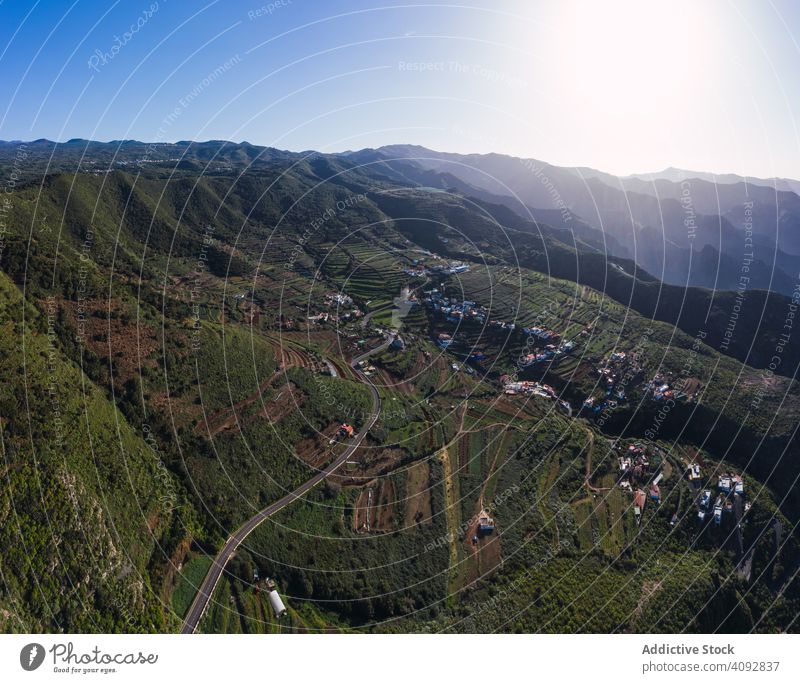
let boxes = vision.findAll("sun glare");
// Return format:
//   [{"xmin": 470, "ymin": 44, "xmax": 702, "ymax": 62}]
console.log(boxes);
[
  {"xmin": 524, "ymin": 0, "xmax": 726, "ymax": 172},
  {"xmin": 556, "ymin": 0, "xmax": 715, "ymax": 111}
]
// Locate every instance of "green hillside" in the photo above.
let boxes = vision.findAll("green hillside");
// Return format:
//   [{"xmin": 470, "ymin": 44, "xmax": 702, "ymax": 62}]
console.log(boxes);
[{"xmin": 0, "ymin": 149, "xmax": 798, "ymax": 634}]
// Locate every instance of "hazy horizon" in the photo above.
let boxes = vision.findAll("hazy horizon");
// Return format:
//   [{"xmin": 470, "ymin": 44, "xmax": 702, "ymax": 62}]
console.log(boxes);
[
  {"xmin": 5, "ymin": 135, "xmax": 800, "ymax": 183},
  {"xmin": 3, "ymin": 1, "xmax": 800, "ymax": 179}
]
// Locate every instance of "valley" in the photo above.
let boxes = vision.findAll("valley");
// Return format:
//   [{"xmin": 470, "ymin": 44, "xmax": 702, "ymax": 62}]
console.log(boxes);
[{"xmin": 0, "ymin": 140, "xmax": 798, "ymax": 635}]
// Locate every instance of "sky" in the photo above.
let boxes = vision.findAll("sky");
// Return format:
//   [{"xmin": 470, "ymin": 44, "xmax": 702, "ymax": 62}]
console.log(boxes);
[{"xmin": 2, "ymin": 0, "xmax": 800, "ymax": 178}]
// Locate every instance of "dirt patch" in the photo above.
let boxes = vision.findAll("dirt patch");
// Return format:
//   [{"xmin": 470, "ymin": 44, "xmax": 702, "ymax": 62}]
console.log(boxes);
[
  {"xmin": 404, "ymin": 460, "xmax": 433, "ymax": 527},
  {"xmin": 436, "ymin": 363, "xmax": 451, "ymax": 391},
  {"xmin": 162, "ymin": 537, "xmax": 192, "ymax": 605},
  {"xmin": 295, "ymin": 422, "xmax": 340, "ymax": 469},
  {"xmin": 632, "ymin": 579, "xmax": 663, "ymax": 622},
  {"xmin": 275, "ymin": 344, "xmax": 316, "ymax": 371},
  {"xmin": 741, "ymin": 372, "xmax": 781, "ymax": 390},
  {"xmin": 353, "ymin": 484, "xmax": 375, "ymax": 533},
  {"xmin": 327, "ymin": 357, "xmax": 354, "ymax": 381},
  {"xmin": 146, "ymin": 510, "xmax": 160, "ymax": 533},
  {"xmin": 456, "ymin": 433, "xmax": 470, "ymax": 470},
  {"xmin": 377, "ymin": 367, "xmax": 415, "ymax": 395},
  {"xmin": 463, "ymin": 510, "xmax": 502, "ymax": 586},
  {"xmin": 340, "ymin": 445, "xmax": 407, "ymax": 483},
  {"xmin": 410, "ymin": 350, "xmax": 431, "ymax": 376},
  {"xmin": 681, "ymin": 377, "xmax": 702, "ymax": 398},
  {"xmin": 461, "ymin": 431, "xmax": 509, "ymax": 586},
  {"xmin": 260, "ymin": 381, "xmax": 306, "ymax": 423},
  {"xmin": 196, "ymin": 378, "xmax": 305, "ymax": 438},
  {"xmin": 193, "ymin": 370, "xmax": 280, "ymax": 436},
  {"xmin": 55, "ymin": 297, "xmax": 159, "ymax": 382},
  {"xmin": 354, "ymin": 478, "xmax": 397, "ymax": 533},
  {"xmin": 373, "ymin": 478, "xmax": 397, "ymax": 530}
]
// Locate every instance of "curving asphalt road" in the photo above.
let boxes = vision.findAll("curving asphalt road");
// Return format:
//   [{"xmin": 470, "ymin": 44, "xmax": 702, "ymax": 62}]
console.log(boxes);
[{"xmin": 180, "ymin": 339, "xmax": 389, "ymax": 633}]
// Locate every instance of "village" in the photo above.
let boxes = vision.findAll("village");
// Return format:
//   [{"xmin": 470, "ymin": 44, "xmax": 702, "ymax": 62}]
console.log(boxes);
[
  {"xmin": 423, "ymin": 286, "xmax": 576, "ymax": 370},
  {"xmin": 612, "ymin": 441, "xmax": 663, "ymax": 524},
  {"xmin": 518, "ymin": 338, "xmax": 575, "ymax": 366},
  {"xmin": 423, "ymin": 287, "xmax": 490, "ymax": 325},
  {"xmin": 582, "ymin": 350, "xmax": 638, "ymax": 415},
  {"xmin": 267, "ymin": 238, "xmax": 766, "ymax": 638},
  {"xmin": 593, "ymin": 440, "xmax": 754, "ymax": 541},
  {"xmin": 306, "ymin": 292, "xmax": 365, "ymax": 325},
  {"xmin": 299, "ymin": 273, "xmax": 727, "ymax": 546},
  {"xmin": 692, "ymin": 468, "xmax": 750, "ymax": 527},
  {"xmin": 403, "ymin": 258, "xmax": 470, "ymax": 278},
  {"xmin": 581, "ymin": 350, "xmax": 702, "ymax": 417}
]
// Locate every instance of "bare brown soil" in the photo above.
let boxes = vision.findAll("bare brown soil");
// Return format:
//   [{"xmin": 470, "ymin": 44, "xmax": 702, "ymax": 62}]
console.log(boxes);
[
  {"xmin": 56, "ymin": 297, "xmax": 160, "ymax": 382},
  {"xmin": 339, "ymin": 445, "xmax": 407, "ymax": 483},
  {"xmin": 354, "ymin": 478, "xmax": 398, "ymax": 533},
  {"xmin": 373, "ymin": 478, "xmax": 397, "ymax": 530},
  {"xmin": 403, "ymin": 460, "xmax": 432, "ymax": 527},
  {"xmin": 353, "ymin": 484, "xmax": 375, "ymax": 533},
  {"xmin": 162, "ymin": 538, "xmax": 192, "ymax": 605},
  {"xmin": 295, "ymin": 422, "xmax": 340, "ymax": 469},
  {"xmin": 193, "ymin": 370, "xmax": 282, "ymax": 436}
]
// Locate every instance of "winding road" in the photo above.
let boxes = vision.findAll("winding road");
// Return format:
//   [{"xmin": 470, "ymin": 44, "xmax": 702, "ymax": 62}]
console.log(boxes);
[{"xmin": 180, "ymin": 338, "xmax": 390, "ymax": 633}]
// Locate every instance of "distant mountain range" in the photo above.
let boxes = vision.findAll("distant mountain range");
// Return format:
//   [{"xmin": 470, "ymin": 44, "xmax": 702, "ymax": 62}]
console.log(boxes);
[
  {"xmin": 3, "ymin": 138, "xmax": 800, "ymax": 296},
  {"xmin": 345, "ymin": 145, "xmax": 800, "ymax": 296},
  {"xmin": 623, "ymin": 166, "xmax": 800, "ymax": 196}
]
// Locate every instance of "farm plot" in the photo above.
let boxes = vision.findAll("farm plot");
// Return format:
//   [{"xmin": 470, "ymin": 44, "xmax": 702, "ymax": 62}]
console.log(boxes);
[
  {"xmin": 404, "ymin": 460, "xmax": 433, "ymax": 528},
  {"xmin": 353, "ymin": 477, "xmax": 398, "ymax": 533},
  {"xmin": 571, "ymin": 474, "xmax": 633, "ymax": 557}
]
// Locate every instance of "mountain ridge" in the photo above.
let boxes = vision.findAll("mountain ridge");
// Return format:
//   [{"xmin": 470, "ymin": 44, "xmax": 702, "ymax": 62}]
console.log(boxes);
[{"xmin": 355, "ymin": 144, "xmax": 800, "ymax": 296}]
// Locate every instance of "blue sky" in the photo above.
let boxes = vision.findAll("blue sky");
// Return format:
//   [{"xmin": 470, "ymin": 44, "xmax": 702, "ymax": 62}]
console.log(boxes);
[{"xmin": 2, "ymin": 0, "xmax": 800, "ymax": 178}]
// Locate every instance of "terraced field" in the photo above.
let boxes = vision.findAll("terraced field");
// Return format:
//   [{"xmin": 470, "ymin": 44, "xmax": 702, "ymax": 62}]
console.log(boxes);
[{"xmin": 315, "ymin": 241, "xmax": 411, "ymax": 309}]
